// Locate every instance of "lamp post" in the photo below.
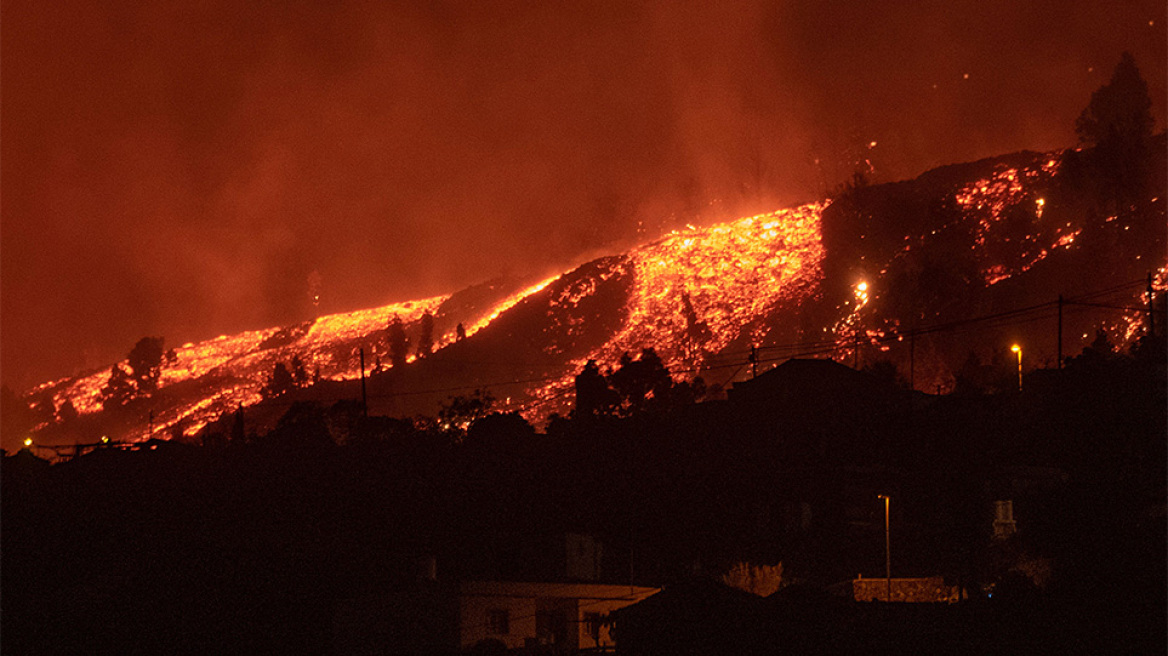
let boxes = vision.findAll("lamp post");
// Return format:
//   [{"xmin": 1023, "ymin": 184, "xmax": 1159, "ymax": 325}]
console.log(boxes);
[
  {"xmin": 878, "ymin": 494, "xmax": 891, "ymax": 602},
  {"xmin": 1010, "ymin": 344, "xmax": 1022, "ymax": 392}
]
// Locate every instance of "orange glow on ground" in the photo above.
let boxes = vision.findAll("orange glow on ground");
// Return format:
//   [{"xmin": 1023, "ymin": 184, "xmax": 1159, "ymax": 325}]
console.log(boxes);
[{"xmin": 527, "ymin": 202, "xmax": 827, "ymax": 417}]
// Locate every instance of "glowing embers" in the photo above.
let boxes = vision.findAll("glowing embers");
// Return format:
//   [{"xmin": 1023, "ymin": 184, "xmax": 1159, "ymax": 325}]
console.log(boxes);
[
  {"xmin": 587, "ymin": 202, "xmax": 825, "ymax": 373},
  {"xmin": 953, "ymin": 157, "xmax": 1071, "ymax": 285},
  {"xmin": 307, "ymin": 295, "xmax": 447, "ymax": 379},
  {"xmin": 519, "ymin": 203, "xmax": 828, "ymax": 422}
]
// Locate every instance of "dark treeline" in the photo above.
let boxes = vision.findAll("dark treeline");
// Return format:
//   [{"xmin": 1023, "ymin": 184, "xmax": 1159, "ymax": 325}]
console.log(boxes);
[{"xmin": 3, "ymin": 330, "xmax": 1164, "ymax": 654}]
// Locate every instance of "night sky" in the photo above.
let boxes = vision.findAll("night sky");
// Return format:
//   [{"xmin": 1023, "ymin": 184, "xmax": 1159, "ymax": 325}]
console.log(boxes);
[{"xmin": 2, "ymin": 0, "xmax": 1164, "ymax": 389}]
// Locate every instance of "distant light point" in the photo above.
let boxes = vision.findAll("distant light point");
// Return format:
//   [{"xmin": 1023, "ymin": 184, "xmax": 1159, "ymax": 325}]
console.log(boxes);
[
  {"xmin": 962, "ymin": 73, "xmax": 970, "ymax": 80},
  {"xmin": 868, "ymin": 141, "xmax": 878, "ymax": 148}
]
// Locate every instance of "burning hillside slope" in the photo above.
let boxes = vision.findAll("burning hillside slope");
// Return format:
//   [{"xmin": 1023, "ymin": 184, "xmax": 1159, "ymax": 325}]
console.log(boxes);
[{"xmin": 16, "ymin": 140, "xmax": 1166, "ymax": 449}]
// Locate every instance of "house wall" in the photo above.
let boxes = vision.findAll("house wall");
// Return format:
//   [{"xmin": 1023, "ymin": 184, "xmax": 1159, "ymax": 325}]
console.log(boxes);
[
  {"xmin": 460, "ymin": 582, "xmax": 658, "ymax": 650},
  {"xmin": 852, "ymin": 577, "xmax": 961, "ymax": 603},
  {"xmin": 460, "ymin": 592, "xmax": 537, "ymax": 650}
]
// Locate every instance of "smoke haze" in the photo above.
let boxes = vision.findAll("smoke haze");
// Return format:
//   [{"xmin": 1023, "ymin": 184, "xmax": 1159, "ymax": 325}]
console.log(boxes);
[{"xmin": 3, "ymin": 0, "xmax": 1165, "ymax": 388}]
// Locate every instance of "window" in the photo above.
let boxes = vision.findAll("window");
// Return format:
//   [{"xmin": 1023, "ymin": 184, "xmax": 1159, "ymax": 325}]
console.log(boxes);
[
  {"xmin": 488, "ymin": 609, "xmax": 509, "ymax": 635},
  {"xmin": 536, "ymin": 610, "xmax": 567, "ymax": 645},
  {"xmin": 584, "ymin": 612, "xmax": 603, "ymax": 642}
]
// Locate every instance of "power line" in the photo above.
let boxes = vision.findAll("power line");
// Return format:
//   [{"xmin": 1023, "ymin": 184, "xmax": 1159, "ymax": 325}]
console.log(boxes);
[
  {"xmin": 184, "ymin": 277, "xmax": 1168, "ymax": 426},
  {"xmin": 1065, "ymin": 300, "xmax": 1167, "ymax": 313}
]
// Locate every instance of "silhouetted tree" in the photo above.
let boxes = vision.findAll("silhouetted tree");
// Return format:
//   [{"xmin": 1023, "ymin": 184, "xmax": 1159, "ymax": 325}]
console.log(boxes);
[
  {"xmin": 289, "ymin": 354, "xmax": 308, "ymax": 385},
  {"xmin": 608, "ymin": 348, "xmax": 704, "ymax": 416},
  {"xmin": 862, "ymin": 358, "xmax": 906, "ymax": 390},
  {"xmin": 681, "ymin": 292, "xmax": 712, "ymax": 346},
  {"xmin": 388, "ymin": 315, "xmax": 410, "ymax": 368},
  {"xmin": 128, "ymin": 336, "xmax": 165, "ymax": 395},
  {"xmin": 1075, "ymin": 52, "xmax": 1155, "ymax": 210},
  {"xmin": 1088, "ymin": 327, "xmax": 1116, "ymax": 356},
  {"xmin": 1069, "ymin": 327, "xmax": 1118, "ymax": 370},
  {"xmin": 1076, "ymin": 52, "xmax": 1154, "ymax": 151},
  {"xmin": 456, "ymin": 322, "xmax": 467, "ymax": 341},
  {"xmin": 467, "ymin": 411, "xmax": 535, "ymax": 450},
  {"xmin": 100, "ymin": 364, "xmax": 136, "ymax": 409},
  {"xmin": 574, "ymin": 359, "xmax": 617, "ymax": 418},
  {"xmin": 439, "ymin": 389, "xmax": 494, "ymax": 433},
  {"xmin": 230, "ymin": 404, "xmax": 246, "ymax": 444},
  {"xmin": 264, "ymin": 362, "xmax": 295, "ymax": 398},
  {"xmin": 417, "ymin": 311, "xmax": 435, "ymax": 358}
]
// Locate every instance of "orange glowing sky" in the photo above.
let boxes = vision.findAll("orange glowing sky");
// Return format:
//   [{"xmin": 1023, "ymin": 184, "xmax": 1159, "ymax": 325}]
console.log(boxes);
[{"xmin": 2, "ymin": 0, "xmax": 1165, "ymax": 389}]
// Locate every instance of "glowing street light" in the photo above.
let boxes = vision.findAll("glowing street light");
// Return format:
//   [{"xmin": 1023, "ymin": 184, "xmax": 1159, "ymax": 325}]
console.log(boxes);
[
  {"xmin": 1010, "ymin": 344, "xmax": 1022, "ymax": 392},
  {"xmin": 878, "ymin": 494, "xmax": 891, "ymax": 602},
  {"xmin": 853, "ymin": 281, "xmax": 869, "ymax": 368},
  {"xmin": 23, "ymin": 437, "xmax": 33, "ymax": 448}
]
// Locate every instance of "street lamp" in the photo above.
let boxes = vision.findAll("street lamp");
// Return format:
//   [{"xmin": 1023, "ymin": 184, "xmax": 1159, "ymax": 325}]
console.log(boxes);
[
  {"xmin": 1010, "ymin": 344, "xmax": 1022, "ymax": 392},
  {"xmin": 878, "ymin": 494, "xmax": 891, "ymax": 602}
]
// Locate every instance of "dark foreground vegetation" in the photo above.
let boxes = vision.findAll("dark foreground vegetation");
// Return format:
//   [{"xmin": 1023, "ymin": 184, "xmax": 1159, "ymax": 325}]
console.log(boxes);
[{"xmin": 3, "ymin": 330, "xmax": 1164, "ymax": 654}]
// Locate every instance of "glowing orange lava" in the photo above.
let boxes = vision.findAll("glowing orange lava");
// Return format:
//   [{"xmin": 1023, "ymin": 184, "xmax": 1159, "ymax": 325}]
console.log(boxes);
[
  {"xmin": 948, "ymin": 157, "xmax": 1083, "ymax": 285},
  {"xmin": 527, "ymin": 202, "xmax": 827, "ymax": 417}
]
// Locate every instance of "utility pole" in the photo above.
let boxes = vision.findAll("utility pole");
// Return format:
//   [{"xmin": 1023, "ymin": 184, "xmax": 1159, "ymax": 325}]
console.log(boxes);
[
  {"xmin": 878, "ymin": 494, "xmax": 891, "ymax": 602},
  {"xmin": 1057, "ymin": 294, "xmax": 1063, "ymax": 370},
  {"xmin": 148, "ymin": 410, "xmax": 154, "ymax": 439},
  {"xmin": 359, "ymin": 347, "xmax": 368, "ymax": 418},
  {"xmin": 1148, "ymin": 273, "xmax": 1156, "ymax": 338},
  {"xmin": 749, "ymin": 345, "xmax": 758, "ymax": 379},
  {"xmin": 909, "ymin": 329, "xmax": 915, "ymax": 392},
  {"xmin": 629, "ymin": 526, "xmax": 635, "ymax": 593},
  {"xmin": 854, "ymin": 327, "xmax": 861, "ymax": 369}
]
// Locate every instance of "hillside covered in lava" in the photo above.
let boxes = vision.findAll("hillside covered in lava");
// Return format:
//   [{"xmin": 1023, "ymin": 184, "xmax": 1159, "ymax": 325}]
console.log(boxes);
[{"xmin": 8, "ymin": 135, "xmax": 1165, "ymax": 451}]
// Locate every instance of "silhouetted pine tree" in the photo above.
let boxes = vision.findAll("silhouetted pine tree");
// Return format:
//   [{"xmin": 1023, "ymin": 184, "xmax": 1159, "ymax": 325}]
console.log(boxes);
[
  {"xmin": 264, "ymin": 362, "xmax": 295, "ymax": 398},
  {"xmin": 417, "ymin": 311, "xmax": 435, "ymax": 358},
  {"xmin": 1075, "ymin": 52, "xmax": 1155, "ymax": 211},
  {"xmin": 290, "ymin": 354, "xmax": 308, "ymax": 385},
  {"xmin": 100, "ymin": 365, "xmax": 136, "ymax": 409},
  {"xmin": 387, "ymin": 315, "xmax": 410, "ymax": 368},
  {"xmin": 127, "ymin": 337, "xmax": 165, "ymax": 395}
]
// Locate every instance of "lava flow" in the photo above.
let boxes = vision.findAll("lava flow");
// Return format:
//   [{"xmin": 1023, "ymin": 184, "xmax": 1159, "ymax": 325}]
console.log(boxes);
[
  {"xmin": 32, "ymin": 295, "xmax": 454, "ymax": 439},
  {"xmin": 527, "ymin": 202, "xmax": 827, "ymax": 416},
  {"xmin": 20, "ymin": 143, "xmax": 1165, "ymax": 444}
]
